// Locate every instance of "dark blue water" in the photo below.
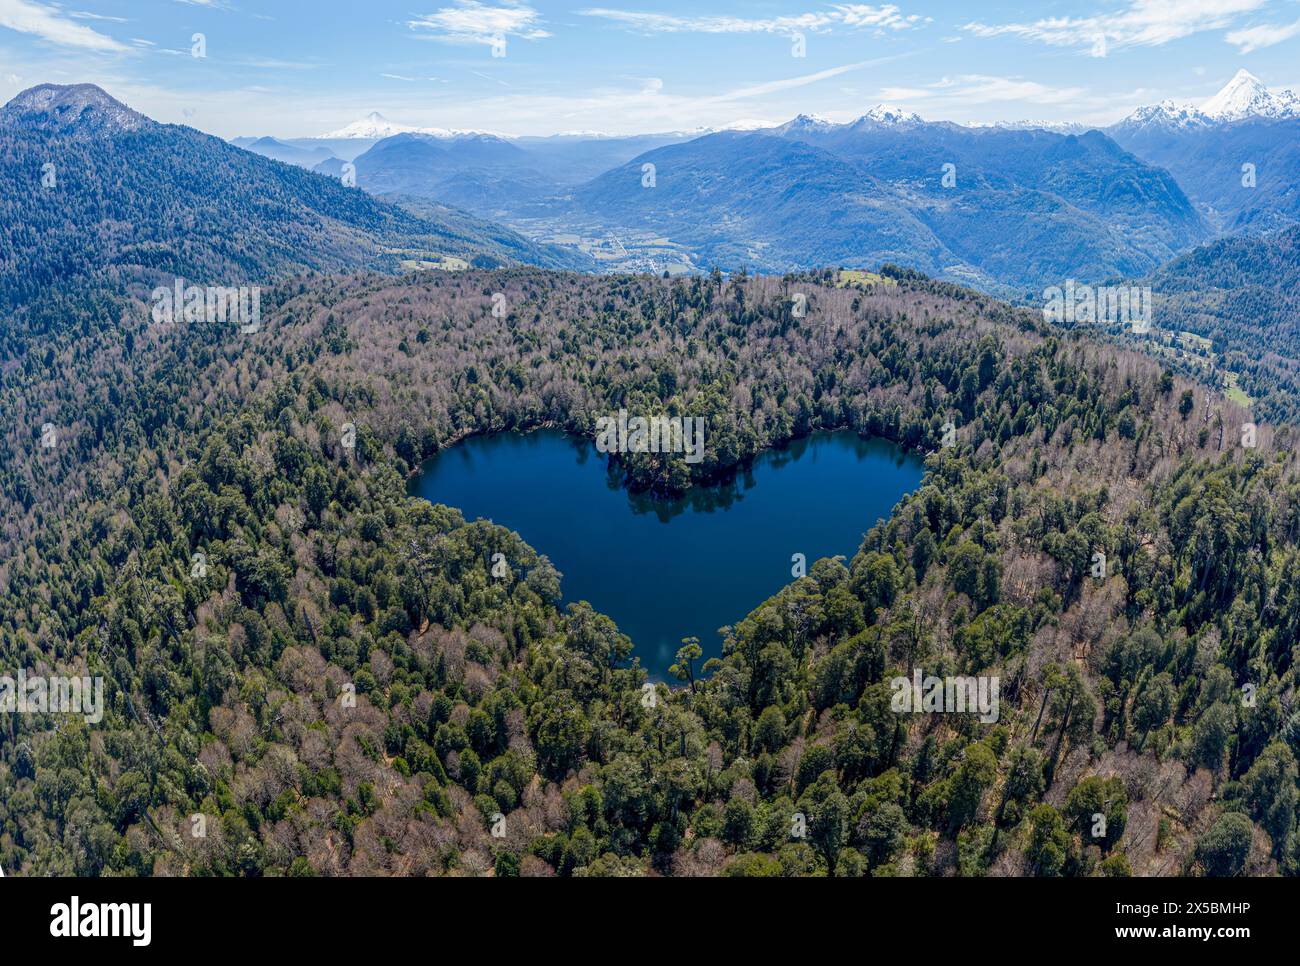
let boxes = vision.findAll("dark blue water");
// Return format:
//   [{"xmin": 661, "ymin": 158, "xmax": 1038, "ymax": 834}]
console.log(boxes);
[{"xmin": 411, "ymin": 430, "xmax": 924, "ymax": 676}]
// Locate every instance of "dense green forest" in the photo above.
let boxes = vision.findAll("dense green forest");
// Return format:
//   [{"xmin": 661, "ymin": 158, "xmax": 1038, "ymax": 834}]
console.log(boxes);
[
  {"xmin": 1140, "ymin": 224, "xmax": 1300, "ymax": 424},
  {"xmin": 1, "ymin": 265, "xmax": 1296, "ymax": 877}
]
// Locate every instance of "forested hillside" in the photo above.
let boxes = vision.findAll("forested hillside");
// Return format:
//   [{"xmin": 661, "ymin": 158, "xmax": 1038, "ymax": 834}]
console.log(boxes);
[
  {"xmin": 1, "ymin": 266, "xmax": 1296, "ymax": 877},
  {"xmin": 1142, "ymin": 224, "xmax": 1300, "ymax": 423},
  {"xmin": 5, "ymin": 263, "xmax": 1294, "ymax": 878},
  {"xmin": 0, "ymin": 84, "xmax": 586, "ymax": 339}
]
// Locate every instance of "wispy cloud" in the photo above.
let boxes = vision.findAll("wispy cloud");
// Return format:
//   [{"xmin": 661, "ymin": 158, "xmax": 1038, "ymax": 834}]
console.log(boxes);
[
  {"xmin": 232, "ymin": 57, "xmax": 321, "ymax": 70},
  {"xmin": 1226, "ymin": 17, "xmax": 1300, "ymax": 52},
  {"xmin": 579, "ymin": 4, "xmax": 923, "ymax": 35},
  {"xmin": 716, "ymin": 57, "xmax": 905, "ymax": 101},
  {"xmin": 0, "ymin": 0, "xmax": 128, "ymax": 51},
  {"xmin": 469, "ymin": 68, "xmax": 513, "ymax": 87},
  {"xmin": 963, "ymin": 0, "xmax": 1267, "ymax": 53},
  {"xmin": 408, "ymin": 1, "xmax": 549, "ymax": 46},
  {"xmin": 70, "ymin": 10, "xmax": 128, "ymax": 22},
  {"xmin": 381, "ymin": 73, "xmax": 448, "ymax": 82},
  {"xmin": 880, "ymin": 73, "xmax": 1087, "ymax": 106}
]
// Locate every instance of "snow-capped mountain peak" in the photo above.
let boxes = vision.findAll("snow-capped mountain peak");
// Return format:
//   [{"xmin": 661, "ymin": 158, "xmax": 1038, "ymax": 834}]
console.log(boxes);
[
  {"xmin": 322, "ymin": 111, "xmax": 456, "ymax": 139},
  {"xmin": 1200, "ymin": 69, "xmax": 1300, "ymax": 121},
  {"xmin": 775, "ymin": 113, "xmax": 840, "ymax": 134},
  {"xmin": 772, "ymin": 106, "xmax": 924, "ymax": 137},
  {"xmin": 853, "ymin": 103, "xmax": 923, "ymax": 126},
  {"xmin": 1114, "ymin": 72, "xmax": 1300, "ymax": 132},
  {"xmin": 1117, "ymin": 99, "xmax": 1211, "ymax": 131}
]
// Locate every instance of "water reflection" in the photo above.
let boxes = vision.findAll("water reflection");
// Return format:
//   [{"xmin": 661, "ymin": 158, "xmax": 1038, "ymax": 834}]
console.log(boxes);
[{"xmin": 412, "ymin": 428, "xmax": 925, "ymax": 676}]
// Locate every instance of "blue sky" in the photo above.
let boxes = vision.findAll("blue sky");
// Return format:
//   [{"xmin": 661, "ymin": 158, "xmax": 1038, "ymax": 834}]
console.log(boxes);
[{"xmin": 2, "ymin": 0, "xmax": 1299, "ymax": 136}]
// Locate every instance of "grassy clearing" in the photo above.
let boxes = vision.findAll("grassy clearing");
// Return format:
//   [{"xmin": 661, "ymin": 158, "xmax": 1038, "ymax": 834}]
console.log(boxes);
[
  {"xmin": 837, "ymin": 269, "xmax": 898, "ymax": 288},
  {"xmin": 1222, "ymin": 370, "xmax": 1253, "ymax": 407}
]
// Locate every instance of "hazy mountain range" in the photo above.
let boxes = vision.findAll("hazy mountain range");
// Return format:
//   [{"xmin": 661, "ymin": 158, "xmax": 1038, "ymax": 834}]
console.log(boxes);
[
  {"xmin": 220, "ymin": 70, "xmax": 1299, "ymax": 293},
  {"xmin": 5, "ymin": 73, "xmax": 1298, "ymax": 320}
]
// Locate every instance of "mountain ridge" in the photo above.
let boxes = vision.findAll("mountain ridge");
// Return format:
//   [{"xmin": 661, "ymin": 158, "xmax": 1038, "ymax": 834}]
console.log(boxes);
[
  {"xmin": 1107, "ymin": 75, "xmax": 1300, "ymax": 234},
  {"xmin": 0, "ymin": 83, "xmax": 591, "ymax": 323},
  {"xmin": 0, "ymin": 82, "xmax": 150, "ymax": 132}
]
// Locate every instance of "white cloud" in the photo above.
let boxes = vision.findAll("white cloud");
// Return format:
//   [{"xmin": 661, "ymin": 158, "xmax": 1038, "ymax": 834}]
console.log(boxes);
[
  {"xmin": 70, "ymin": 10, "xmax": 128, "ymax": 22},
  {"xmin": 470, "ymin": 68, "xmax": 512, "ymax": 87},
  {"xmin": 964, "ymin": 0, "xmax": 1267, "ymax": 53},
  {"xmin": 928, "ymin": 74, "xmax": 1086, "ymax": 104},
  {"xmin": 867, "ymin": 73, "xmax": 1162, "ymax": 124},
  {"xmin": 836, "ymin": 4, "xmax": 920, "ymax": 30},
  {"xmin": 0, "ymin": 0, "xmax": 127, "ymax": 51},
  {"xmin": 408, "ymin": 1, "xmax": 549, "ymax": 46},
  {"xmin": 233, "ymin": 57, "xmax": 320, "ymax": 70},
  {"xmin": 717, "ymin": 57, "xmax": 902, "ymax": 100},
  {"xmin": 578, "ymin": 4, "xmax": 922, "ymax": 35},
  {"xmin": 872, "ymin": 74, "xmax": 1089, "ymax": 115},
  {"xmin": 382, "ymin": 73, "xmax": 448, "ymax": 82},
  {"xmin": 1226, "ymin": 17, "xmax": 1300, "ymax": 52}
]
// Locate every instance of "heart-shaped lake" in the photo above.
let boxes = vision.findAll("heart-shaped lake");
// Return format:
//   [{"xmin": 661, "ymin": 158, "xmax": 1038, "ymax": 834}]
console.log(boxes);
[{"xmin": 410, "ymin": 429, "xmax": 925, "ymax": 676}]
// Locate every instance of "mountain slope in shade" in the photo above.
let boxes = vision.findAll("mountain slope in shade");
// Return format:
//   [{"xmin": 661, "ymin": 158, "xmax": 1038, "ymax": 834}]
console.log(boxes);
[
  {"xmin": 230, "ymin": 135, "xmax": 336, "ymax": 168},
  {"xmin": 509, "ymin": 131, "xmax": 703, "ymax": 184},
  {"xmin": 313, "ymin": 156, "xmax": 348, "ymax": 178},
  {"xmin": 348, "ymin": 132, "xmax": 555, "ymax": 213},
  {"xmin": 1109, "ymin": 117, "xmax": 1300, "ymax": 233},
  {"xmin": 344, "ymin": 129, "xmax": 708, "ymax": 217},
  {"xmin": 0, "ymin": 83, "xmax": 590, "ymax": 323},
  {"xmin": 557, "ymin": 116, "xmax": 1206, "ymax": 294}
]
